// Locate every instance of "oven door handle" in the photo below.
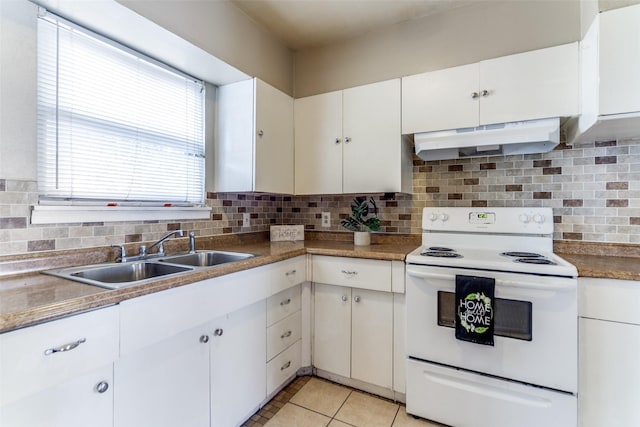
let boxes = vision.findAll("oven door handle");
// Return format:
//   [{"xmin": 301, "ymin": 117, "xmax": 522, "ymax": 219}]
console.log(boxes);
[{"xmin": 406, "ymin": 267, "xmax": 575, "ymax": 292}]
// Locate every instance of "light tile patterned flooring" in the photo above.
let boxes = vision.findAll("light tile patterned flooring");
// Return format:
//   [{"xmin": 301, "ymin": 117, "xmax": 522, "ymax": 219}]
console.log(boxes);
[{"xmin": 243, "ymin": 376, "xmax": 443, "ymax": 427}]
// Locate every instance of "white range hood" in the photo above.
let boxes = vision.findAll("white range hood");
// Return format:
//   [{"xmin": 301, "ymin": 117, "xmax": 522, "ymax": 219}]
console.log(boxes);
[{"xmin": 414, "ymin": 117, "xmax": 560, "ymax": 161}]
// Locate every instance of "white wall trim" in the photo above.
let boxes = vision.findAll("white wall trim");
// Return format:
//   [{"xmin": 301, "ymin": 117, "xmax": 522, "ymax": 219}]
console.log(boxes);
[{"xmin": 31, "ymin": 205, "xmax": 211, "ymax": 224}]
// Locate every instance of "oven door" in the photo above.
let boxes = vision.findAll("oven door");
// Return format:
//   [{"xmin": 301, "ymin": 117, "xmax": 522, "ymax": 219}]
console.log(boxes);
[{"xmin": 406, "ymin": 264, "xmax": 577, "ymax": 393}]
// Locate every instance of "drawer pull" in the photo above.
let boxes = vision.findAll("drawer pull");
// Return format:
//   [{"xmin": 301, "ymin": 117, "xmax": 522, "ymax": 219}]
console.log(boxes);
[
  {"xmin": 44, "ymin": 338, "xmax": 86, "ymax": 356},
  {"xmin": 95, "ymin": 381, "xmax": 109, "ymax": 394},
  {"xmin": 341, "ymin": 270, "xmax": 358, "ymax": 276},
  {"xmin": 281, "ymin": 330, "xmax": 292, "ymax": 339},
  {"xmin": 280, "ymin": 298, "xmax": 292, "ymax": 306},
  {"xmin": 281, "ymin": 360, "xmax": 291, "ymax": 371},
  {"xmin": 214, "ymin": 328, "xmax": 224, "ymax": 337},
  {"xmin": 285, "ymin": 270, "xmax": 297, "ymax": 276}
]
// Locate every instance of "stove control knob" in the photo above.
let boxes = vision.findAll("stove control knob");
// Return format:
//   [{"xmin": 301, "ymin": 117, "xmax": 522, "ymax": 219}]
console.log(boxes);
[
  {"xmin": 439, "ymin": 213, "xmax": 449, "ymax": 222},
  {"xmin": 428, "ymin": 213, "xmax": 438, "ymax": 222},
  {"xmin": 533, "ymin": 214, "xmax": 545, "ymax": 224},
  {"xmin": 519, "ymin": 213, "xmax": 531, "ymax": 223}
]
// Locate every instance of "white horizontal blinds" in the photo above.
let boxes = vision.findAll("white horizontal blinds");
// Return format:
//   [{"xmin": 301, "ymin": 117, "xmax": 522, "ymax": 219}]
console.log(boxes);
[{"xmin": 37, "ymin": 13, "xmax": 205, "ymax": 204}]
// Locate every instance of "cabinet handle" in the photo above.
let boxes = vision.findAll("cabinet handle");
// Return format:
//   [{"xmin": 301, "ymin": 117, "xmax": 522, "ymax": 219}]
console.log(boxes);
[
  {"xmin": 258, "ymin": 130, "xmax": 264, "ymax": 137},
  {"xmin": 335, "ymin": 138, "xmax": 341, "ymax": 144},
  {"xmin": 200, "ymin": 335, "xmax": 210, "ymax": 343},
  {"xmin": 95, "ymin": 381, "xmax": 109, "ymax": 394},
  {"xmin": 480, "ymin": 89, "xmax": 489, "ymax": 97},
  {"xmin": 471, "ymin": 92, "xmax": 479, "ymax": 99},
  {"xmin": 281, "ymin": 360, "xmax": 291, "ymax": 371},
  {"xmin": 341, "ymin": 295, "xmax": 348, "ymax": 302},
  {"xmin": 354, "ymin": 296, "xmax": 361, "ymax": 303},
  {"xmin": 285, "ymin": 270, "xmax": 297, "ymax": 276},
  {"xmin": 44, "ymin": 338, "xmax": 86, "ymax": 356},
  {"xmin": 214, "ymin": 328, "xmax": 224, "ymax": 336},
  {"xmin": 344, "ymin": 137, "xmax": 352, "ymax": 144},
  {"xmin": 341, "ymin": 270, "xmax": 357, "ymax": 276},
  {"xmin": 280, "ymin": 298, "xmax": 292, "ymax": 306},
  {"xmin": 281, "ymin": 330, "xmax": 292, "ymax": 339}
]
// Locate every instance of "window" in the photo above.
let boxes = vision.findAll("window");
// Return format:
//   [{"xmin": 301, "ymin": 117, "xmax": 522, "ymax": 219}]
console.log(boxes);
[{"xmin": 36, "ymin": 11, "xmax": 205, "ymax": 206}]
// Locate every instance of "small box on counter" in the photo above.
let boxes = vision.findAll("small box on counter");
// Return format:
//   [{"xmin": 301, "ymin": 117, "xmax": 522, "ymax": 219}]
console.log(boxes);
[{"xmin": 270, "ymin": 225, "xmax": 304, "ymax": 242}]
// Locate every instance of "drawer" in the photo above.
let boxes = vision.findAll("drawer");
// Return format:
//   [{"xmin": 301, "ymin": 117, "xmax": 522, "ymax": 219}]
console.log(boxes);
[
  {"xmin": 267, "ymin": 340, "xmax": 301, "ymax": 395},
  {"xmin": 579, "ymin": 278, "xmax": 640, "ymax": 325},
  {"xmin": 0, "ymin": 306, "xmax": 119, "ymax": 406},
  {"xmin": 312, "ymin": 255, "xmax": 392, "ymax": 292},
  {"xmin": 267, "ymin": 311, "xmax": 301, "ymax": 361},
  {"xmin": 269, "ymin": 256, "xmax": 306, "ymax": 295},
  {"xmin": 267, "ymin": 285, "xmax": 301, "ymax": 326}
]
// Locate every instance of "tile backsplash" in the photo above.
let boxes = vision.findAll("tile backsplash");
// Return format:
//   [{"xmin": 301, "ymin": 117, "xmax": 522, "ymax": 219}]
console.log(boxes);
[{"xmin": 1, "ymin": 139, "xmax": 639, "ymax": 256}]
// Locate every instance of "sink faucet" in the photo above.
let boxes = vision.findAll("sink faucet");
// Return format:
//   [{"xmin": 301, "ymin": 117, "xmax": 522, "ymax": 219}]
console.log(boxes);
[
  {"xmin": 189, "ymin": 231, "xmax": 196, "ymax": 253},
  {"xmin": 143, "ymin": 230, "xmax": 184, "ymax": 256}
]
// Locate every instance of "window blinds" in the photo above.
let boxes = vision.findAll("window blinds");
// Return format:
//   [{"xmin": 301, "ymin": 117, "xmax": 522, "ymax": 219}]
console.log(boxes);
[{"xmin": 37, "ymin": 12, "xmax": 206, "ymax": 204}]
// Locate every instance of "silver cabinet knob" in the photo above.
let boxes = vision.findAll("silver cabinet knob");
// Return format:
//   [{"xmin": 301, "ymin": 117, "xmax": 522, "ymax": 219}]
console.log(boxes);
[
  {"xmin": 258, "ymin": 130, "xmax": 264, "ymax": 137},
  {"xmin": 471, "ymin": 92, "xmax": 479, "ymax": 99},
  {"xmin": 95, "ymin": 381, "xmax": 109, "ymax": 394},
  {"xmin": 214, "ymin": 328, "xmax": 224, "ymax": 336},
  {"xmin": 354, "ymin": 296, "xmax": 361, "ymax": 303},
  {"xmin": 344, "ymin": 137, "xmax": 352, "ymax": 144},
  {"xmin": 480, "ymin": 89, "xmax": 489, "ymax": 97},
  {"xmin": 341, "ymin": 295, "xmax": 348, "ymax": 302},
  {"xmin": 335, "ymin": 138, "xmax": 341, "ymax": 144},
  {"xmin": 200, "ymin": 335, "xmax": 209, "ymax": 343}
]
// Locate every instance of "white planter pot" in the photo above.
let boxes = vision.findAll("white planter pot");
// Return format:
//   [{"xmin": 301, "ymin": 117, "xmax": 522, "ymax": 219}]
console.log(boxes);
[{"xmin": 353, "ymin": 231, "xmax": 371, "ymax": 246}]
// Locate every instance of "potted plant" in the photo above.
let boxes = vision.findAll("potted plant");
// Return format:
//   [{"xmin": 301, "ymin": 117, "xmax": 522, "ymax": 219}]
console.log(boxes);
[{"xmin": 340, "ymin": 197, "xmax": 381, "ymax": 246}]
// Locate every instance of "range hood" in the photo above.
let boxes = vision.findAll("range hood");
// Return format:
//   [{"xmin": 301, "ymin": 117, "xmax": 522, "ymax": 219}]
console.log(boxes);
[{"xmin": 414, "ymin": 117, "xmax": 560, "ymax": 161}]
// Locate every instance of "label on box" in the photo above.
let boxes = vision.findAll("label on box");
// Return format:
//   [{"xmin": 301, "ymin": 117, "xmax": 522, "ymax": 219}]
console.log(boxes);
[{"xmin": 270, "ymin": 225, "xmax": 304, "ymax": 241}]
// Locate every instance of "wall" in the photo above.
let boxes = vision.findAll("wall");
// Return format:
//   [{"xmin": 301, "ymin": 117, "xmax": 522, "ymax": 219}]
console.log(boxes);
[
  {"xmin": 293, "ymin": 0, "xmax": 582, "ymax": 97},
  {"xmin": 117, "ymin": 0, "xmax": 294, "ymax": 96}
]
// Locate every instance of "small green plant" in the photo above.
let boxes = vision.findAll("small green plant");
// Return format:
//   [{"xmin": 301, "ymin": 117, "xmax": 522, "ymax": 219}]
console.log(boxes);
[{"xmin": 340, "ymin": 197, "xmax": 381, "ymax": 232}]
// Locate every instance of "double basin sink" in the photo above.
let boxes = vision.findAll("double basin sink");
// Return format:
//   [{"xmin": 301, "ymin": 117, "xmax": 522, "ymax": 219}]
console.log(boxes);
[{"xmin": 44, "ymin": 250, "xmax": 254, "ymax": 290}]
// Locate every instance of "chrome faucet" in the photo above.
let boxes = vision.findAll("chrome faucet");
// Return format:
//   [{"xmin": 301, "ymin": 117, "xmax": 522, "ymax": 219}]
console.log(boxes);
[
  {"xmin": 189, "ymin": 231, "xmax": 196, "ymax": 253},
  {"xmin": 143, "ymin": 230, "xmax": 184, "ymax": 256}
]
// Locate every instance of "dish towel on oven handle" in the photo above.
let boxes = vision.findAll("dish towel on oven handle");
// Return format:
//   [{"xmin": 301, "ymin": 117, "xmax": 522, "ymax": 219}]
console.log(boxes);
[{"xmin": 455, "ymin": 274, "xmax": 495, "ymax": 346}]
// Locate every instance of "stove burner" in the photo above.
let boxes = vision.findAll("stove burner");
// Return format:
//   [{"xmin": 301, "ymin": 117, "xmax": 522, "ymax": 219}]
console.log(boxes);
[
  {"xmin": 501, "ymin": 251, "xmax": 544, "ymax": 258},
  {"xmin": 514, "ymin": 258, "xmax": 557, "ymax": 265},
  {"xmin": 421, "ymin": 250, "xmax": 463, "ymax": 258},
  {"xmin": 428, "ymin": 246, "xmax": 455, "ymax": 252}
]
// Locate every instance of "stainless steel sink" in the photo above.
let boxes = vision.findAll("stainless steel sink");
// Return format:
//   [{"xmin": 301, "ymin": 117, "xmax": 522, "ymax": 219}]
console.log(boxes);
[
  {"xmin": 43, "ymin": 261, "xmax": 194, "ymax": 289},
  {"xmin": 159, "ymin": 250, "xmax": 254, "ymax": 267}
]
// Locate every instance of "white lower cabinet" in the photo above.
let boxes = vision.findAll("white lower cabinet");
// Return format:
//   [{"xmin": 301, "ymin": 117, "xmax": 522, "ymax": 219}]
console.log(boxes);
[
  {"xmin": 0, "ymin": 306, "xmax": 119, "ymax": 427},
  {"xmin": 579, "ymin": 278, "xmax": 640, "ymax": 427},
  {"xmin": 312, "ymin": 255, "xmax": 396, "ymax": 391},
  {"xmin": 210, "ymin": 300, "xmax": 266, "ymax": 427}
]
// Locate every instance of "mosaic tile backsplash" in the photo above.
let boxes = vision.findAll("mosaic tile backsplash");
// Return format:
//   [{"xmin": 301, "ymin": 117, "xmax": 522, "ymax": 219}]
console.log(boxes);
[{"xmin": 1, "ymin": 139, "xmax": 639, "ymax": 256}]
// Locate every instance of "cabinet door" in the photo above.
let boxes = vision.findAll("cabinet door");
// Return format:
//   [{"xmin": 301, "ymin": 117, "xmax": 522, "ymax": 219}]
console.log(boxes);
[
  {"xmin": 114, "ymin": 326, "xmax": 211, "ymax": 427},
  {"xmin": 401, "ymin": 63, "xmax": 479, "ymax": 134},
  {"xmin": 351, "ymin": 289, "xmax": 393, "ymax": 389},
  {"xmin": 479, "ymin": 43, "xmax": 579, "ymax": 125},
  {"xmin": 313, "ymin": 283, "xmax": 351, "ymax": 378},
  {"xmin": 211, "ymin": 300, "xmax": 266, "ymax": 427},
  {"xmin": 342, "ymin": 79, "xmax": 402, "ymax": 194},
  {"xmin": 579, "ymin": 318, "xmax": 640, "ymax": 427},
  {"xmin": 294, "ymin": 91, "xmax": 343, "ymax": 195},
  {"xmin": 255, "ymin": 79, "xmax": 294, "ymax": 194},
  {"xmin": 0, "ymin": 365, "xmax": 113, "ymax": 427},
  {"xmin": 599, "ymin": 5, "xmax": 640, "ymax": 115}
]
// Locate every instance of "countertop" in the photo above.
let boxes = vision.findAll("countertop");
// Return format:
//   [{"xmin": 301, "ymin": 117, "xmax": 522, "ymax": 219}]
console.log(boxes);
[{"xmin": 1, "ymin": 233, "xmax": 638, "ymax": 334}]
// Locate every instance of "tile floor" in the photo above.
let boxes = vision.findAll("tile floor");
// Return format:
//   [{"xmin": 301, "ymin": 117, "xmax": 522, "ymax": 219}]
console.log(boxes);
[{"xmin": 242, "ymin": 376, "xmax": 444, "ymax": 427}]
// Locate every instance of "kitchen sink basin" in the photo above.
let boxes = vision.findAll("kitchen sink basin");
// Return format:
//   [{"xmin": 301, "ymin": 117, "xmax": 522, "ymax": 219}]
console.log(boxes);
[
  {"xmin": 158, "ymin": 250, "xmax": 254, "ymax": 267},
  {"xmin": 43, "ymin": 261, "xmax": 194, "ymax": 289}
]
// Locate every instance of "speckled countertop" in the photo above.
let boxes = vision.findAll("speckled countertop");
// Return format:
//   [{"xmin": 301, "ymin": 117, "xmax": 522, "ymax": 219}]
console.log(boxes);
[{"xmin": 1, "ymin": 233, "xmax": 638, "ymax": 334}]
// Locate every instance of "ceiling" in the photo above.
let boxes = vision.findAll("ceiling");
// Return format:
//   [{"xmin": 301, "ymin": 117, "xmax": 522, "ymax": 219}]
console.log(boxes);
[{"xmin": 229, "ymin": 0, "xmax": 481, "ymax": 50}]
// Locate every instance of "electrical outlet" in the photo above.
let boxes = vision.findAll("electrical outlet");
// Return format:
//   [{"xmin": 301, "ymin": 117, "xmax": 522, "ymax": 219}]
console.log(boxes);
[
  {"xmin": 321, "ymin": 212, "xmax": 331, "ymax": 228},
  {"xmin": 242, "ymin": 213, "xmax": 250, "ymax": 227}
]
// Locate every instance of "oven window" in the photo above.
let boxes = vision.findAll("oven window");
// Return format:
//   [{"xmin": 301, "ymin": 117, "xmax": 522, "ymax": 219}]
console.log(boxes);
[{"xmin": 437, "ymin": 291, "xmax": 532, "ymax": 341}]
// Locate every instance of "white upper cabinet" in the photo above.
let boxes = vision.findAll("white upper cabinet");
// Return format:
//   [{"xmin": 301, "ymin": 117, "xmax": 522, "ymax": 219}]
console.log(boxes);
[
  {"xmin": 215, "ymin": 78, "xmax": 294, "ymax": 194},
  {"xmin": 295, "ymin": 79, "xmax": 412, "ymax": 195},
  {"xmin": 402, "ymin": 42, "xmax": 579, "ymax": 134},
  {"xmin": 599, "ymin": 5, "xmax": 640, "ymax": 116}
]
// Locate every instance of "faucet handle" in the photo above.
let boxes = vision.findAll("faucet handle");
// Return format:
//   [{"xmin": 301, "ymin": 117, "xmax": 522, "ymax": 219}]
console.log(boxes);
[
  {"xmin": 189, "ymin": 232, "xmax": 196, "ymax": 253},
  {"xmin": 111, "ymin": 244, "xmax": 127, "ymax": 262}
]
